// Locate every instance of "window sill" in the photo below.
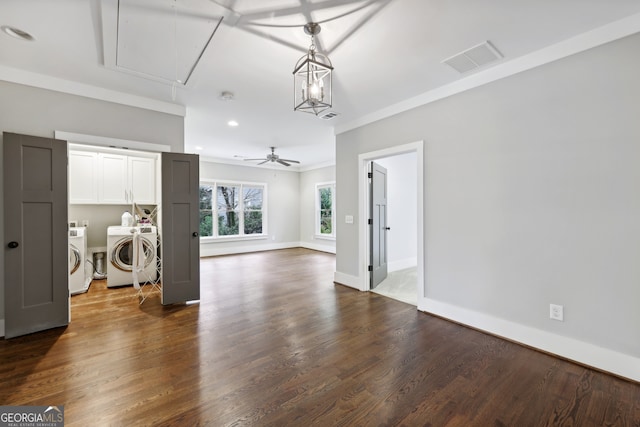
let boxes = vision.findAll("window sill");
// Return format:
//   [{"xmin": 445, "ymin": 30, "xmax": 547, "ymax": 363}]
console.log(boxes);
[
  {"xmin": 200, "ymin": 235, "xmax": 269, "ymax": 243},
  {"xmin": 314, "ymin": 234, "xmax": 336, "ymax": 241}
]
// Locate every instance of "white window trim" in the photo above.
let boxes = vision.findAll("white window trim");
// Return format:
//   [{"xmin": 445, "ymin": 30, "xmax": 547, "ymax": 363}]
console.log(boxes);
[
  {"xmin": 315, "ymin": 181, "xmax": 336, "ymax": 240},
  {"xmin": 200, "ymin": 179, "xmax": 268, "ymax": 240}
]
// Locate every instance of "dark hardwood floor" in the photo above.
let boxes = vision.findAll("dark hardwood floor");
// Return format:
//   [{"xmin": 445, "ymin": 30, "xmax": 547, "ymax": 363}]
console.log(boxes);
[{"xmin": 1, "ymin": 248, "xmax": 638, "ymax": 426}]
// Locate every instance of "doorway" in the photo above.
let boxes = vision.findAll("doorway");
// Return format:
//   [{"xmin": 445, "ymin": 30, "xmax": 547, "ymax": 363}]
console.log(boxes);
[
  {"xmin": 370, "ymin": 152, "xmax": 418, "ymax": 305},
  {"xmin": 358, "ymin": 141, "xmax": 424, "ymax": 306},
  {"xmin": 2, "ymin": 131, "xmax": 200, "ymax": 338}
]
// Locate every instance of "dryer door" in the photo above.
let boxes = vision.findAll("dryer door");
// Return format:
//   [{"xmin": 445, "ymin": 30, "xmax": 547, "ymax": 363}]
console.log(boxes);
[
  {"xmin": 110, "ymin": 237, "xmax": 155, "ymax": 271},
  {"xmin": 69, "ymin": 243, "xmax": 81, "ymax": 275}
]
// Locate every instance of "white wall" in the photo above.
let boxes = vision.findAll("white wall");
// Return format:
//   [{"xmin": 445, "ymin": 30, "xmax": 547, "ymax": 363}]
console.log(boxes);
[
  {"xmin": 375, "ymin": 153, "xmax": 417, "ymax": 271},
  {"xmin": 0, "ymin": 82, "xmax": 184, "ymax": 152},
  {"xmin": 69, "ymin": 204, "xmax": 157, "ymax": 248},
  {"xmin": 299, "ymin": 165, "xmax": 336, "ymax": 253},
  {"xmin": 0, "ymin": 80, "xmax": 184, "ymax": 331},
  {"xmin": 199, "ymin": 161, "xmax": 300, "ymax": 256},
  {"xmin": 335, "ymin": 33, "xmax": 640, "ymax": 380}
]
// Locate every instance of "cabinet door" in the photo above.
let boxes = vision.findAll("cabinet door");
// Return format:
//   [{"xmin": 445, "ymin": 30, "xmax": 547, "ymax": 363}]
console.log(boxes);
[
  {"xmin": 128, "ymin": 156, "xmax": 156, "ymax": 204},
  {"xmin": 98, "ymin": 153, "xmax": 128, "ymax": 204},
  {"xmin": 69, "ymin": 150, "xmax": 98, "ymax": 203}
]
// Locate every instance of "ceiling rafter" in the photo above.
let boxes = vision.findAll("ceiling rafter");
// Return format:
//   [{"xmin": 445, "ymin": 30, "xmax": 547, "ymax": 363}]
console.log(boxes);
[{"xmin": 213, "ymin": 0, "xmax": 392, "ymax": 55}]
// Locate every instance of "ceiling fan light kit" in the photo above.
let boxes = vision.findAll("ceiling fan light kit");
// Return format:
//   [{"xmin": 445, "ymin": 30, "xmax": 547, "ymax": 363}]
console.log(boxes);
[{"xmin": 293, "ymin": 22, "xmax": 333, "ymax": 116}]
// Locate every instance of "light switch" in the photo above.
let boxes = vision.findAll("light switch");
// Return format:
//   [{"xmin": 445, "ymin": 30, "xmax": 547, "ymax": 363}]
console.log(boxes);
[{"xmin": 345, "ymin": 215, "xmax": 354, "ymax": 224}]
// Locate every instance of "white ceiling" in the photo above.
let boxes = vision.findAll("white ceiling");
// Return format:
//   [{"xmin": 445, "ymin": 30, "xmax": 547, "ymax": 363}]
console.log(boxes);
[{"xmin": 2, "ymin": 0, "xmax": 640, "ymax": 169}]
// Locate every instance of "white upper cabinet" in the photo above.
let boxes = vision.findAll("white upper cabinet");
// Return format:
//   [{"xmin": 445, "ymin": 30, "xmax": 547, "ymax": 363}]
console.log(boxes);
[
  {"xmin": 69, "ymin": 150, "xmax": 99, "ymax": 203},
  {"xmin": 128, "ymin": 156, "xmax": 156, "ymax": 204},
  {"xmin": 99, "ymin": 153, "xmax": 128, "ymax": 204},
  {"xmin": 69, "ymin": 146, "xmax": 157, "ymax": 205}
]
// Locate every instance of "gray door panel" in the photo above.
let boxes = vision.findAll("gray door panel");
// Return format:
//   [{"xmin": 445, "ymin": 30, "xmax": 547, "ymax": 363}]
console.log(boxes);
[
  {"xmin": 370, "ymin": 161, "xmax": 388, "ymax": 289},
  {"xmin": 4, "ymin": 133, "xmax": 68, "ymax": 338},
  {"xmin": 161, "ymin": 152, "xmax": 200, "ymax": 304}
]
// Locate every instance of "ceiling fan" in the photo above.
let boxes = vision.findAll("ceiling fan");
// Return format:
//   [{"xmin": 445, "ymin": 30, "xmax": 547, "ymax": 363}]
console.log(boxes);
[{"xmin": 244, "ymin": 147, "xmax": 300, "ymax": 167}]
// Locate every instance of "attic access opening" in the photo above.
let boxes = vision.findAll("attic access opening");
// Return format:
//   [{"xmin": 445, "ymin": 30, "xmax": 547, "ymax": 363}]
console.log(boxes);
[{"xmin": 101, "ymin": 0, "xmax": 229, "ymax": 86}]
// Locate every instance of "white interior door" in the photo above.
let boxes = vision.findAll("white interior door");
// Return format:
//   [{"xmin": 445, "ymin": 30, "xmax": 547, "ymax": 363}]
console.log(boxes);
[
  {"xmin": 370, "ymin": 161, "xmax": 388, "ymax": 289},
  {"xmin": 3, "ymin": 132, "xmax": 68, "ymax": 338}
]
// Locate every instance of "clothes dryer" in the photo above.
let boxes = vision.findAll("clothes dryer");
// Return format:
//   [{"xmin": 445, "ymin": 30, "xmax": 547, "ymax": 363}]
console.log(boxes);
[
  {"xmin": 69, "ymin": 227, "xmax": 89, "ymax": 294},
  {"xmin": 106, "ymin": 225, "xmax": 157, "ymax": 287}
]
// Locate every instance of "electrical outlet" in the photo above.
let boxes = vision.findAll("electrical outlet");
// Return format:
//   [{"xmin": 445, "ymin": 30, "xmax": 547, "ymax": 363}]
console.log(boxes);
[{"xmin": 549, "ymin": 304, "xmax": 564, "ymax": 321}]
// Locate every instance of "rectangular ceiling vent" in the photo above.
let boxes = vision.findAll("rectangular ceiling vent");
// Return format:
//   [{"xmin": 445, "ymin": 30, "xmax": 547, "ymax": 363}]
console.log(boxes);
[
  {"xmin": 319, "ymin": 111, "xmax": 339, "ymax": 120},
  {"xmin": 442, "ymin": 41, "xmax": 502, "ymax": 74}
]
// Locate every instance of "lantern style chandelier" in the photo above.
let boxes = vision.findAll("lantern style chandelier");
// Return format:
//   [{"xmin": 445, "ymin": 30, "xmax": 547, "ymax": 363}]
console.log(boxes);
[{"xmin": 293, "ymin": 22, "xmax": 333, "ymax": 115}]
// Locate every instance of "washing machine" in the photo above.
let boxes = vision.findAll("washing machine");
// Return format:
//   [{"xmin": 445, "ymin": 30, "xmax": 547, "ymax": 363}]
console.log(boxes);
[
  {"xmin": 69, "ymin": 227, "xmax": 89, "ymax": 295},
  {"xmin": 106, "ymin": 225, "xmax": 157, "ymax": 287}
]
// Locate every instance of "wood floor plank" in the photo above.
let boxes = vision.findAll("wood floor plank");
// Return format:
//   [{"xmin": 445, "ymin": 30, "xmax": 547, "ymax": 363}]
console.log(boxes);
[{"xmin": 1, "ymin": 248, "xmax": 638, "ymax": 426}]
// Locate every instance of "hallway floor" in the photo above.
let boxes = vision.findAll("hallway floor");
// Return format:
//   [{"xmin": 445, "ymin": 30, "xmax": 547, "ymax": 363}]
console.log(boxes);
[{"xmin": 371, "ymin": 266, "xmax": 417, "ymax": 306}]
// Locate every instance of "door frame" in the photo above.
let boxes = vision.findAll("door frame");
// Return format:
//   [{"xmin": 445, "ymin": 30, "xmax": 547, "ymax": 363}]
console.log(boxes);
[{"xmin": 357, "ymin": 141, "xmax": 424, "ymax": 303}]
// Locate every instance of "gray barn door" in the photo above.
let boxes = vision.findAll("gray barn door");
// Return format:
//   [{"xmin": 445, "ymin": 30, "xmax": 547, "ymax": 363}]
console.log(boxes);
[
  {"xmin": 370, "ymin": 161, "xmax": 388, "ymax": 289},
  {"xmin": 4, "ymin": 133, "xmax": 68, "ymax": 338},
  {"xmin": 161, "ymin": 152, "xmax": 200, "ymax": 304}
]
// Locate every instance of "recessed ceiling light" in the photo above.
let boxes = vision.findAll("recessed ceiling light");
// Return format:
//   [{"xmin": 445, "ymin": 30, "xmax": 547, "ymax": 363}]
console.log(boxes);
[
  {"xmin": 1, "ymin": 25, "xmax": 35, "ymax": 41},
  {"xmin": 228, "ymin": 120, "xmax": 239, "ymax": 127}
]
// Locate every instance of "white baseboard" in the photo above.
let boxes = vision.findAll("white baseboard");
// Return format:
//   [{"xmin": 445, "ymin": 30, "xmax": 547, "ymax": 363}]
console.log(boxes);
[
  {"xmin": 299, "ymin": 241, "xmax": 336, "ymax": 254},
  {"xmin": 419, "ymin": 297, "xmax": 640, "ymax": 382},
  {"xmin": 333, "ymin": 271, "xmax": 360, "ymax": 289},
  {"xmin": 200, "ymin": 241, "xmax": 337, "ymax": 257},
  {"xmin": 0, "ymin": 318, "xmax": 4, "ymax": 338},
  {"xmin": 388, "ymin": 257, "xmax": 417, "ymax": 272},
  {"xmin": 200, "ymin": 241, "xmax": 299, "ymax": 257}
]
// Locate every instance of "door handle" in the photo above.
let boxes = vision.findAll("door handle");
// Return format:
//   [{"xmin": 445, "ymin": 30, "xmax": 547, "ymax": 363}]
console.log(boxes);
[
  {"xmin": 192, "ymin": 232, "xmax": 199, "ymax": 237},
  {"xmin": 7, "ymin": 241, "xmax": 19, "ymax": 249},
  {"xmin": 384, "ymin": 227, "xmax": 391, "ymax": 230}
]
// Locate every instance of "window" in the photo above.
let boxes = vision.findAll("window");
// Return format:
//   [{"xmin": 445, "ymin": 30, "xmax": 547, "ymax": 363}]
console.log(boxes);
[
  {"xmin": 243, "ymin": 186, "xmax": 263, "ymax": 235},
  {"xmin": 199, "ymin": 181, "xmax": 266, "ymax": 239},
  {"xmin": 316, "ymin": 182, "xmax": 335, "ymax": 238},
  {"xmin": 217, "ymin": 184, "xmax": 240, "ymax": 236},
  {"xmin": 199, "ymin": 185, "xmax": 214, "ymax": 237}
]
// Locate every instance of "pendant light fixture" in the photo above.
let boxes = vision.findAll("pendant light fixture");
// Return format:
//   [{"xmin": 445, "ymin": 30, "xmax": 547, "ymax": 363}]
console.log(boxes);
[{"xmin": 293, "ymin": 22, "xmax": 333, "ymax": 116}]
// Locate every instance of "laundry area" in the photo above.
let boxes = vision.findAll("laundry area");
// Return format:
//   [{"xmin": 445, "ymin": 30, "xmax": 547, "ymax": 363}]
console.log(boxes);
[{"xmin": 67, "ymin": 143, "xmax": 161, "ymax": 302}]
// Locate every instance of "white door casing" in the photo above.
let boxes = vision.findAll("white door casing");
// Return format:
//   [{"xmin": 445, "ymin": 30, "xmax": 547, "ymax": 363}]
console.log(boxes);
[{"xmin": 358, "ymin": 141, "xmax": 424, "ymax": 303}]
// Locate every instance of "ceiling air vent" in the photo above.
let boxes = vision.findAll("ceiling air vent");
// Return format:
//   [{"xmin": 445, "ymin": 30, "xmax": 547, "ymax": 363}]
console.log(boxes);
[
  {"xmin": 442, "ymin": 41, "xmax": 502, "ymax": 74},
  {"xmin": 319, "ymin": 111, "xmax": 339, "ymax": 120}
]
